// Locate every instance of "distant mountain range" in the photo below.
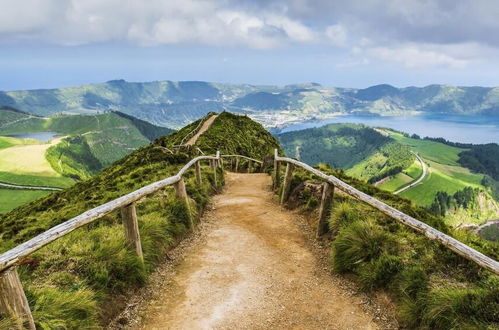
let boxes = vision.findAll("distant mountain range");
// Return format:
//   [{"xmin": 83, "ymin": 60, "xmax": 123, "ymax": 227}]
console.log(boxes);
[{"xmin": 2, "ymin": 80, "xmax": 499, "ymax": 128}]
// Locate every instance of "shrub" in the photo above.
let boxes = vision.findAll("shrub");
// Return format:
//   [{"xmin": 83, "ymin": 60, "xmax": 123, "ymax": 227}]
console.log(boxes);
[
  {"xmin": 329, "ymin": 202, "xmax": 359, "ymax": 233},
  {"xmin": 359, "ymin": 253, "xmax": 404, "ymax": 291},
  {"xmin": 332, "ymin": 219, "xmax": 386, "ymax": 273}
]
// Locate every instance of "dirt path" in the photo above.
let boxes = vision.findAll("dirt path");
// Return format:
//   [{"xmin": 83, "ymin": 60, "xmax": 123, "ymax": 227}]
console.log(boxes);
[
  {"xmin": 184, "ymin": 115, "xmax": 218, "ymax": 146},
  {"xmin": 137, "ymin": 173, "xmax": 380, "ymax": 329}
]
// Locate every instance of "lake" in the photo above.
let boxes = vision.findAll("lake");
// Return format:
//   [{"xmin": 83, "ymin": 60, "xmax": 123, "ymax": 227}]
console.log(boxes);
[
  {"xmin": 278, "ymin": 113, "xmax": 499, "ymax": 144},
  {"xmin": 7, "ymin": 132, "xmax": 59, "ymax": 142}
]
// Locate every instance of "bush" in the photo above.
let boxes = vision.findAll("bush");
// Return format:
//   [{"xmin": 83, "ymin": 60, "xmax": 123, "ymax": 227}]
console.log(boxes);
[
  {"xmin": 328, "ymin": 202, "xmax": 359, "ymax": 233},
  {"xmin": 359, "ymin": 253, "xmax": 404, "ymax": 291},
  {"xmin": 332, "ymin": 219, "xmax": 386, "ymax": 273}
]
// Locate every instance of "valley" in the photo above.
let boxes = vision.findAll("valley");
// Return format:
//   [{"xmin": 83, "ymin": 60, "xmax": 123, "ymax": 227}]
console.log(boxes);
[{"xmin": 0, "ymin": 108, "xmax": 173, "ymax": 213}]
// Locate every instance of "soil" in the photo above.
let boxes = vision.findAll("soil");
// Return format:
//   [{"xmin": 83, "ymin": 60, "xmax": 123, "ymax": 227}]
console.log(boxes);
[
  {"xmin": 110, "ymin": 172, "xmax": 397, "ymax": 329},
  {"xmin": 184, "ymin": 115, "xmax": 218, "ymax": 146}
]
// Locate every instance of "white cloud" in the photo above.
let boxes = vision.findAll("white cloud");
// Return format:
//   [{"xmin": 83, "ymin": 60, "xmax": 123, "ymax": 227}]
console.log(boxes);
[
  {"xmin": 367, "ymin": 45, "xmax": 468, "ymax": 69},
  {"xmin": 0, "ymin": 0, "xmax": 315, "ymax": 48},
  {"xmin": 325, "ymin": 24, "xmax": 347, "ymax": 47}
]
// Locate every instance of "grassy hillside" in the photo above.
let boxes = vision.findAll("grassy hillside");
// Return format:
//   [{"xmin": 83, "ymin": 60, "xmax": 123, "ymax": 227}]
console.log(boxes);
[
  {"xmin": 0, "ymin": 136, "xmax": 74, "ymax": 189},
  {"xmin": 279, "ymin": 163, "xmax": 499, "ymax": 329},
  {"xmin": 0, "ymin": 113, "xmax": 173, "ymax": 214},
  {"xmin": 0, "ymin": 189, "xmax": 50, "ymax": 214},
  {"xmin": 0, "ymin": 106, "xmax": 34, "ymax": 127},
  {"xmin": 0, "ymin": 112, "xmax": 280, "ymax": 328},
  {"xmin": 385, "ymin": 130, "xmax": 488, "ymax": 205},
  {"xmin": 277, "ymin": 123, "xmax": 415, "ymax": 182},
  {"xmin": 0, "ymin": 112, "xmax": 172, "ymax": 182}
]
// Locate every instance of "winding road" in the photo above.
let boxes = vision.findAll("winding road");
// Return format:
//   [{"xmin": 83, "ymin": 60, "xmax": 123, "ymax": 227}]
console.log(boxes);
[
  {"xmin": 0, "ymin": 181, "xmax": 62, "ymax": 191},
  {"xmin": 394, "ymin": 152, "xmax": 427, "ymax": 195}
]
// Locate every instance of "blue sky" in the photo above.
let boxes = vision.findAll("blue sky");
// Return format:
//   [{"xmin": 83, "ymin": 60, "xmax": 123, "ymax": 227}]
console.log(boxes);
[{"xmin": 1, "ymin": 0, "xmax": 499, "ymax": 90}]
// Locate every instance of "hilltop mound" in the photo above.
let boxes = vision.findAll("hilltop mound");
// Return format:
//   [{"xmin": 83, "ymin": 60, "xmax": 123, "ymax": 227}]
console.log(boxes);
[{"xmin": 0, "ymin": 112, "xmax": 280, "ymax": 328}]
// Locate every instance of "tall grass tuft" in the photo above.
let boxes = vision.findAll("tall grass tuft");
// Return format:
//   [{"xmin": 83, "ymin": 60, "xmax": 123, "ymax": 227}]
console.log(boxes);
[{"xmin": 332, "ymin": 219, "xmax": 386, "ymax": 273}]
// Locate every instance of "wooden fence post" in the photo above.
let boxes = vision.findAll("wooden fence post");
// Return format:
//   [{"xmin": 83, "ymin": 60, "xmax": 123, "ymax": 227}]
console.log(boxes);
[
  {"xmin": 317, "ymin": 182, "xmax": 334, "ymax": 237},
  {"xmin": 121, "ymin": 203, "xmax": 144, "ymax": 262},
  {"xmin": 174, "ymin": 178, "xmax": 194, "ymax": 230},
  {"xmin": 235, "ymin": 157, "xmax": 239, "ymax": 172},
  {"xmin": 213, "ymin": 164, "xmax": 218, "ymax": 187},
  {"xmin": 274, "ymin": 149, "xmax": 281, "ymax": 190},
  {"xmin": 195, "ymin": 161, "xmax": 202, "ymax": 186},
  {"xmin": 280, "ymin": 163, "xmax": 294, "ymax": 204},
  {"xmin": 0, "ymin": 267, "xmax": 36, "ymax": 330},
  {"xmin": 248, "ymin": 160, "xmax": 252, "ymax": 173}
]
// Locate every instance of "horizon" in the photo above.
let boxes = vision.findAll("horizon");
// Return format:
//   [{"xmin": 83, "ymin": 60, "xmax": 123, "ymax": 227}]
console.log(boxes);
[{"xmin": 3, "ymin": 78, "xmax": 499, "ymax": 93}]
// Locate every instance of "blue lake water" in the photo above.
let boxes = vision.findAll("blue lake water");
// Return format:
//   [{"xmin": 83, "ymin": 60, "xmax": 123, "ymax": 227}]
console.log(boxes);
[
  {"xmin": 279, "ymin": 113, "xmax": 499, "ymax": 144},
  {"xmin": 7, "ymin": 132, "xmax": 59, "ymax": 142}
]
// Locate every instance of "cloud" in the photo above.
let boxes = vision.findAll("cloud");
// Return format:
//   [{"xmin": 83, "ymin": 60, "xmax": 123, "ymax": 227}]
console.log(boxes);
[
  {"xmin": 325, "ymin": 24, "xmax": 347, "ymax": 47},
  {"xmin": 367, "ymin": 45, "xmax": 468, "ymax": 69},
  {"xmin": 0, "ymin": 0, "xmax": 498, "ymax": 70},
  {"xmin": 0, "ymin": 0, "xmax": 315, "ymax": 48}
]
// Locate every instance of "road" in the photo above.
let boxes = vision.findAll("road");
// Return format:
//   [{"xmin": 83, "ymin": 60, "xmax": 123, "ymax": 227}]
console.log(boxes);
[
  {"xmin": 394, "ymin": 152, "xmax": 427, "ymax": 195},
  {"xmin": 0, "ymin": 181, "xmax": 62, "ymax": 191}
]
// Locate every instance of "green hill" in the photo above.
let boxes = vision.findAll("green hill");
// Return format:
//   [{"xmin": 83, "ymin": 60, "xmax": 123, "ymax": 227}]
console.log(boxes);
[
  {"xmin": 0, "ymin": 112, "xmax": 280, "ymax": 328},
  {"xmin": 277, "ymin": 123, "xmax": 415, "ymax": 182},
  {"xmin": 0, "ymin": 112, "xmax": 173, "ymax": 214},
  {"xmin": 0, "ymin": 112, "xmax": 173, "ymax": 180},
  {"xmin": 0, "ymin": 106, "xmax": 36, "ymax": 127},
  {"xmin": 277, "ymin": 124, "xmax": 499, "ymax": 226},
  {"xmin": 280, "ymin": 162, "xmax": 499, "ymax": 329}
]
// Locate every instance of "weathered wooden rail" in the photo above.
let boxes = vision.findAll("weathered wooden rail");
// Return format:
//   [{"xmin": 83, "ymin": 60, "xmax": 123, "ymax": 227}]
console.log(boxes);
[
  {"xmin": 273, "ymin": 149, "xmax": 499, "ymax": 275},
  {"xmin": 0, "ymin": 152, "xmax": 222, "ymax": 329},
  {"xmin": 221, "ymin": 154, "xmax": 263, "ymax": 173}
]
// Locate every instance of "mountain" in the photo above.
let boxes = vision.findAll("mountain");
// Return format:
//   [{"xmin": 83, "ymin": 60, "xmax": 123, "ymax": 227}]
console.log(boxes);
[{"xmin": 2, "ymin": 80, "xmax": 499, "ymax": 129}]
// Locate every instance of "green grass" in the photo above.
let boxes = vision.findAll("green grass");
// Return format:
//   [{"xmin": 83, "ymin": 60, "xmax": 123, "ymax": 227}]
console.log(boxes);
[
  {"xmin": 0, "ymin": 136, "xmax": 38, "ymax": 150},
  {"xmin": 379, "ymin": 172, "xmax": 413, "ymax": 192},
  {"xmin": 388, "ymin": 131, "xmax": 464, "ymax": 166},
  {"xmin": 0, "ymin": 189, "xmax": 50, "ymax": 214},
  {"xmin": 400, "ymin": 167, "xmax": 479, "ymax": 206},
  {"xmin": 404, "ymin": 159, "xmax": 423, "ymax": 179},
  {"xmin": 279, "ymin": 163, "xmax": 499, "ymax": 329},
  {"xmin": 0, "ymin": 171, "xmax": 74, "ymax": 188}
]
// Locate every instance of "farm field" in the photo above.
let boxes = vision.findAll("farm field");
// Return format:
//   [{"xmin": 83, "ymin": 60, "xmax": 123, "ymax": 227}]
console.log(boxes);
[
  {"xmin": 378, "ymin": 130, "xmax": 486, "ymax": 206},
  {"xmin": 0, "ymin": 136, "xmax": 73, "ymax": 186},
  {"xmin": 379, "ymin": 172, "xmax": 413, "ymax": 192},
  {"xmin": 388, "ymin": 131, "xmax": 463, "ymax": 165},
  {"xmin": 0, "ymin": 188, "xmax": 50, "ymax": 214}
]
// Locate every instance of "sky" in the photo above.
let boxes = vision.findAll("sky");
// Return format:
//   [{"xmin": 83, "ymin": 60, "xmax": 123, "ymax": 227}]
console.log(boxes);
[{"xmin": 1, "ymin": 0, "xmax": 499, "ymax": 90}]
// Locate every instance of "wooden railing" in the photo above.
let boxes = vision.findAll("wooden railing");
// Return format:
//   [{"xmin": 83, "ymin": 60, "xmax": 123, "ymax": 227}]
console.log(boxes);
[
  {"xmin": 221, "ymin": 154, "xmax": 263, "ymax": 173},
  {"xmin": 273, "ymin": 149, "xmax": 499, "ymax": 276},
  {"xmin": 0, "ymin": 152, "xmax": 222, "ymax": 329}
]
